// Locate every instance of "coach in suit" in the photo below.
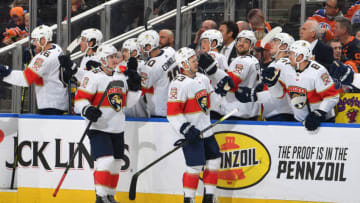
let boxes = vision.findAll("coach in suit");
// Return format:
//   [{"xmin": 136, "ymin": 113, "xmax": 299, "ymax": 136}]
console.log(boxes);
[
  {"xmin": 300, "ymin": 19, "xmax": 334, "ymax": 70},
  {"xmin": 219, "ymin": 21, "xmax": 239, "ymax": 65}
]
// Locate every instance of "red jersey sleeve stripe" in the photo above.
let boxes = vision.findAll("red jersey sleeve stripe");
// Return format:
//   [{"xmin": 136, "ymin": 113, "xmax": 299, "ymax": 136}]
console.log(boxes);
[
  {"xmin": 307, "ymin": 84, "xmax": 339, "ymax": 103},
  {"xmin": 141, "ymin": 86, "xmax": 154, "ymax": 96},
  {"xmin": 24, "ymin": 68, "xmax": 44, "ymax": 86},
  {"xmin": 75, "ymin": 89, "xmax": 95, "ymax": 102},
  {"xmin": 167, "ymin": 101, "xmax": 185, "ymax": 116},
  {"xmin": 227, "ymin": 72, "xmax": 242, "ymax": 92}
]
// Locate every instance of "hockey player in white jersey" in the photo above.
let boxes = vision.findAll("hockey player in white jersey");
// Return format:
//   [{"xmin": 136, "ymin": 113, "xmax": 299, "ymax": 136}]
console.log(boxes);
[
  {"xmin": 137, "ymin": 30, "xmax": 177, "ymax": 117},
  {"xmin": 0, "ymin": 25, "xmax": 68, "ymax": 115},
  {"xmin": 58, "ymin": 28, "xmax": 103, "ymax": 83},
  {"xmin": 262, "ymin": 40, "xmax": 339, "ymax": 130},
  {"xmin": 207, "ymin": 30, "xmax": 260, "ymax": 120},
  {"xmin": 235, "ymin": 32, "xmax": 296, "ymax": 121},
  {"xmin": 200, "ymin": 29, "xmax": 229, "ymax": 71},
  {"xmin": 167, "ymin": 47, "xmax": 223, "ymax": 203},
  {"xmin": 74, "ymin": 44, "xmax": 141, "ymax": 203}
]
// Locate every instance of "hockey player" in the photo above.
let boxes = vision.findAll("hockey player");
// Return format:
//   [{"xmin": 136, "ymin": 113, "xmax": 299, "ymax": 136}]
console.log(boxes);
[
  {"xmin": 199, "ymin": 29, "xmax": 234, "ymax": 119},
  {"xmin": 235, "ymin": 32, "xmax": 296, "ymax": 121},
  {"xmin": 120, "ymin": 38, "xmax": 140, "ymax": 66},
  {"xmin": 58, "ymin": 28, "xmax": 103, "ymax": 84},
  {"xmin": 213, "ymin": 30, "xmax": 261, "ymax": 120},
  {"xmin": 0, "ymin": 25, "xmax": 68, "ymax": 115},
  {"xmin": 74, "ymin": 44, "xmax": 141, "ymax": 203},
  {"xmin": 167, "ymin": 47, "xmax": 223, "ymax": 203},
  {"xmin": 137, "ymin": 30, "xmax": 177, "ymax": 117},
  {"xmin": 262, "ymin": 40, "xmax": 339, "ymax": 130}
]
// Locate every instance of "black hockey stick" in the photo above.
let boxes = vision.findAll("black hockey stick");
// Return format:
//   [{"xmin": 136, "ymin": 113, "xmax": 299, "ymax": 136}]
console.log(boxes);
[
  {"xmin": 10, "ymin": 135, "xmax": 18, "ymax": 189},
  {"xmin": 53, "ymin": 80, "xmax": 123, "ymax": 197},
  {"xmin": 128, "ymin": 108, "xmax": 239, "ymax": 200}
]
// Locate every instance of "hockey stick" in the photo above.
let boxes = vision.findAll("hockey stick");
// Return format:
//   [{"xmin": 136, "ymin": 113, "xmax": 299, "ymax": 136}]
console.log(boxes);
[
  {"xmin": 53, "ymin": 80, "xmax": 123, "ymax": 197},
  {"xmin": 128, "ymin": 107, "xmax": 239, "ymax": 200},
  {"xmin": 10, "ymin": 135, "xmax": 18, "ymax": 189},
  {"xmin": 65, "ymin": 37, "xmax": 80, "ymax": 115}
]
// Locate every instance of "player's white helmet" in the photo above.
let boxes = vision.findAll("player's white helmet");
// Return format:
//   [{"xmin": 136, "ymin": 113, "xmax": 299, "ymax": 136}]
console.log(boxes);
[
  {"xmin": 122, "ymin": 38, "xmax": 140, "ymax": 57},
  {"xmin": 96, "ymin": 44, "xmax": 118, "ymax": 68},
  {"xmin": 237, "ymin": 30, "xmax": 256, "ymax": 46},
  {"xmin": 31, "ymin": 25, "xmax": 53, "ymax": 43},
  {"xmin": 81, "ymin": 28, "xmax": 103, "ymax": 48},
  {"xmin": 137, "ymin": 30, "xmax": 159, "ymax": 56},
  {"xmin": 289, "ymin": 40, "xmax": 312, "ymax": 70},
  {"xmin": 200, "ymin": 29, "xmax": 223, "ymax": 49},
  {"xmin": 175, "ymin": 47, "xmax": 196, "ymax": 71},
  {"xmin": 272, "ymin": 32, "xmax": 295, "ymax": 51}
]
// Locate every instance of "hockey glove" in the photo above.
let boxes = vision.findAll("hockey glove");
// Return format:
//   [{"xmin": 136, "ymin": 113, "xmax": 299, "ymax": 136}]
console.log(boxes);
[
  {"xmin": 127, "ymin": 57, "xmax": 138, "ymax": 72},
  {"xmin": 126, "ymin": 71, "xmax": 141, "ymax": 91},
  {"xmin": 180, "ymin": 122, "xmax": 201, "ymax": 144},
  {"xmin": 215, "ymin": 76, "xmax": 234, "ymax": 96},
  {"xmin": 198, "ymin": 53, "xmax": 217, "ymax": 75},
  {"xmin": 304, "ymin": 109, "xmax": 326, "ymax": 131},
  {"xmin": 82, "ymin": 105, "xmax": 102, "ymax": 122},
  {"xmin": 0, "ymin": 64, "xmax": 12, "ymax": 80},
  {"xmin": 261, "ymin": 67, "xmax": 280, "ymax": 87},
  {"xmin": 86, "ymin": 60, "xmax": 101, "ymax": 71},
  {"xmin": 59, "ymin": 55, "xmax": 77, "ymax": 87},
  {"xmin": 329, "ymin": 61, "xmax": 354, "ymax": 86},
  {"xmin": 58, "ymin": 55, "xmax": 76, "ymax": 71}
]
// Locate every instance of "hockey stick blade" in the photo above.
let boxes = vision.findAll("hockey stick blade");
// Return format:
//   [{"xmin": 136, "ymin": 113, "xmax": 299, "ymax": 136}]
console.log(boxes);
[
  {"xmin": 53, "ymin": 80, "xmax": 123, "ymax": 197},
  {"xmin": 260, "ymin": 26, "xmax": 282, "ymax": 48},
  {"xmin": 128, "ymin": 108, "xmax": 239, "ymax": 200},
  {"xmin": 66, "ymin": 37, "xmax": 80, "ymax": 55}
]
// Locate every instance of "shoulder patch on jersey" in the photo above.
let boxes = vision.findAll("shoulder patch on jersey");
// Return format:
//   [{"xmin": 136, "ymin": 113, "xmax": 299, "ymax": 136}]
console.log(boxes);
[
  {"xmin": 195, "ymin": 89, "xmax": 208, "ymax": 113},
  {"xmin": 288, "ymin": 86, "xmax": 307, "ymax": 109},
  {"xmin": 108, "ymin": 81, "xmax": 125, "ymax": 112},
  {"xmin": 33, "ymin": 58, "xmax": 44, "ymax": 71},
  {"xmin": 140, "ymin": 72, "xmax": 148, "ymax": 85},
  {"xmin": 321, "ymin": 72, "xmax": 331, "ymax": 85},
  {"xmin": 170, "ymin": 87, "xmax": 177, "ymax": 99},
  {"xmin": 81, "ymin": 77, "xmax": 89, "ymax": 88},
  {"xmin": 234, "ymin": 64, "xmax": 244, "ymax": 74}
]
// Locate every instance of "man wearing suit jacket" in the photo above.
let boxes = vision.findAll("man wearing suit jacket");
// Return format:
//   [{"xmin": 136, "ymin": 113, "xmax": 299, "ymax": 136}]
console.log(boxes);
[
  {"xmin": 300, "ymin": 19, "xmax": 334, "ymax": 70},
  {"xmin": 219, "ymin": 21, "xmax": 239, "ymax": 65}
]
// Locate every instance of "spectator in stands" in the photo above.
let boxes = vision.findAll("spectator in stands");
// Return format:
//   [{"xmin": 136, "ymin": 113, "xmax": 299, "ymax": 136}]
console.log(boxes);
[
  {"xmin": 189, "ymin": 19, "xmax": 217, "ymax": 50},
  {"xmin": 71, "ymin": 0, "xmax": 88, "ymax": 17},
  {"xmin": 308, "ymin": 0, "xmax": 346, "ymax": 42},
  {"xmin": 334, "ymin": 16, "xmax": 360, "ymax": 73},
  {"xmin": 328, "ymin": 39, "xmax": 342, "ymax": 61},
  {"xmin": 1, "ymin": 6, "xmax": 27, "ymax": 46},
  {"xmin": 159, "ymin": 29, "xmax": 174, "ymax": 48},
  {"xmin": 219, "ymin": 21, "xmax": 239, "ymax": 65},
  {"xmin": 247, "ymin": 8, "xmax": 271, "ymax": 34},
  {"xmin": 254, "ymin": 40, "xmax": 272, "ymax": 69},
  {"xmin": 300, "ymin": 19, "xmax": 334, "ymax": 70},
  {"xmin": 10, "ymin": 0, "xmax": 29, "ymax": 10},
  {"xmin": 236, "ymin": 20, "xmax": 250, "ymax": 33}
]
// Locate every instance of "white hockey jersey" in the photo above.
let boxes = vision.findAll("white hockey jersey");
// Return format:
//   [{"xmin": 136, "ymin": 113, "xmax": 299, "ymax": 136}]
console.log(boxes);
[
  {"xmin": 269, "ymin": 60, "xmax": 339, "ymax": 121},
  {"xmin": 208, "ymin": 51, "xmax": 229, "ymax": 71},
  {"xmin": 4, "ymin": 44, "xmax": 68, "ymax": 111},
  {"xmin": 222, "ymin": 55, "xmax": 261, "ymax": 118},
  {"xmin": 74, "ymin": 54, "xmax": 99, "ymax": 81},
  {"xmin": 139, "ymin": 46, "xmax": 177, "ymax": 117},
  {"xmin": 257, "ymin": 58, "xmax": 293, "ymax": 119},
  {"xmin": 75, "ymin": 69, "xmax": 141, "ymax": 133},
  {"xmin": 167, "ymin": 73, "xmax": 221, "ymax": 139}
]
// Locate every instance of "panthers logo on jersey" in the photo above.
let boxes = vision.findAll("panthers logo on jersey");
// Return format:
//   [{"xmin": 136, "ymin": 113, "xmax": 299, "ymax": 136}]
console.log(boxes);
[
  {"xmin": 195, "ymin": 89, "xmax": 209, "ymax": 113},
  {"xmin": 107, "ymin": 85, "xmax": 124, "ymax": 112},
  {"xmin": 288, "ymin": 86, "xmax": 307, "ymax": 109}
]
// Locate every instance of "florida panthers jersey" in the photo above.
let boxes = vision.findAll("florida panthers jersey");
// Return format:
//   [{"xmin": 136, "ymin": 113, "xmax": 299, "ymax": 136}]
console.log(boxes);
[
  {"xmin": 257, "ymin": 58, "xmax": 293, "ymax": 119},
  {"xmin": 222, "ymin": 55, "xmax": 261, "ymax": 118},
  {"xmin": 4, "ymin": 44, "xmax": 68, "ymax": 111},
  {"xmin": 271, "ymin": 60, "xmax": 339, "ymax": 121},
  {"xmin": 140, "ymin": 46, "xmax": 177, "ymax": 117},
  {"xmin": 167, "ymin": 73, "xmax": 221, "ymax": 139},
  {"xmin": 75, "ymin": 69, "xmax": 141, "ymax": 133},
  {"xmin": 74, "ymin": 54, "xmax": 100, "ymax": 81}
]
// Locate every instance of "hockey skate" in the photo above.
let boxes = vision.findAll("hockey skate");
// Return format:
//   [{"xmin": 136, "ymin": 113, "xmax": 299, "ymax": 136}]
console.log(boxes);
[
  {"xmin": 107, "ymin": 195, "xmax": 120, "ymax": 203},
  {"xmin": 95, "ymin": 195, "xmax": 114, "ymax": 203},
  {"xmin": 184, "ymin": 197, "xmax": 195, "ymax": 203},
  {"xmin": 202, "ymin": 194, "xmax": 217, "ymax": 203}
]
